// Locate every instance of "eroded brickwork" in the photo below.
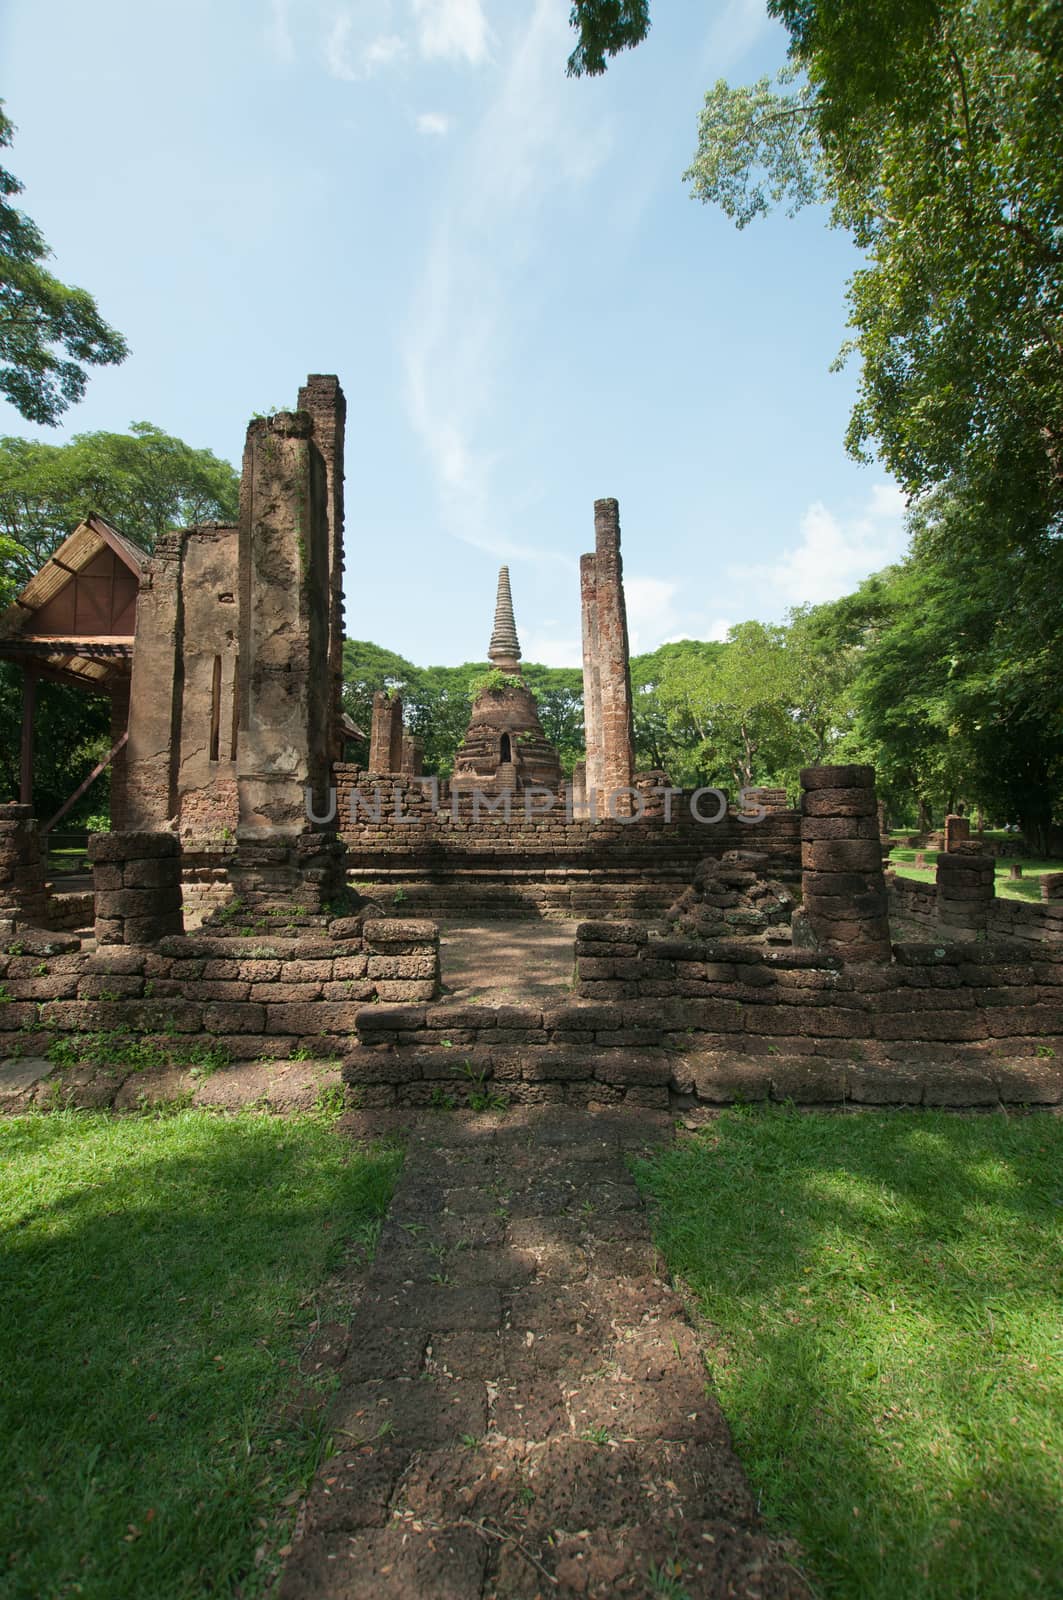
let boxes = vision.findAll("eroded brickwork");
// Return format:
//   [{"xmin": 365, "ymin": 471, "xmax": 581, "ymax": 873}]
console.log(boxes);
[
  {"xmin": 579, "ymin": 500, "xmax": 634, "ymax": 816},
  {"xmin": 0, "ymin": 803, "xmax": 49, "ymax": 929},
  {"xmin": 369, "ymin": 693, "xmax": 405, "ymax": 775},
  {"xmin": 297, "ymin": 375, "xmax": 347, "ymax": 766},
  {"xmin": 236, "ymin": 411, "xmax": 332, "ymax": 832},
  {"xmin": 799, "ymin": 765, "xmax": 892, "ymax": 962},
  {"xmin": 90, "ymin": 831, "xmax": 183, "ymax": 945}
]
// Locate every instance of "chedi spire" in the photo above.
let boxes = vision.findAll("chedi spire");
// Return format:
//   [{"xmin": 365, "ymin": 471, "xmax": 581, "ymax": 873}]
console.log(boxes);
[{"xmin": 487, "ymin": 565, "xmax": 521, "ymax": 671}]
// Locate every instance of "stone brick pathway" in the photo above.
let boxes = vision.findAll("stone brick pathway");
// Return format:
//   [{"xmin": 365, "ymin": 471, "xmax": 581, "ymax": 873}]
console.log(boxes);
[
  {"xmin": 438, "ymin": 921, "xmax": 578, "ymax": 1006},
  {"xmin": 277, "ymin": 1109, "xmax": 810, "ymax": 1600}
]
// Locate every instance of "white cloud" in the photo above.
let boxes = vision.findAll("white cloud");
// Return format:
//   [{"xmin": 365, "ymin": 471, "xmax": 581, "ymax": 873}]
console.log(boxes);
[
  {"xmin": 731, "ymin": 482, "xmax": 908, "ymax": 607},
  {"xmin": 402, "ymin": 0, "xmax": 612, "ymax": 565},
  {"xmin": 325, "ymin": 9, "xmax": 405, "ymax": 81},
  {"xmin": 416, "ymin": 111, "xmax": 453, "ymax": 136},
  {"xmin": 413, "ymin": 0, "xmax": 490, "ymax": 64}
]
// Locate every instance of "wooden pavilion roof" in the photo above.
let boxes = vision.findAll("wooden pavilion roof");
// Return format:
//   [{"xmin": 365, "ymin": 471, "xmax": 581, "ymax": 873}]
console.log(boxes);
[{"xmin": 0, "ymin": 514, "xmax": 149, "ymax": 692}]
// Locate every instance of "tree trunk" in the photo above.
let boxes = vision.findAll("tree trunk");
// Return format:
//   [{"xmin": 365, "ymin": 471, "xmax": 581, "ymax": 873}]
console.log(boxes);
[{"xmin": 918, "ymin": 797, "xmax": 931, "ymax": 832}]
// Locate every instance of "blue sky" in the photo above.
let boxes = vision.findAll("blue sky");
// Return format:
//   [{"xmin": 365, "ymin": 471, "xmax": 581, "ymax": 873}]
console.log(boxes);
[{"xmin": 1, "ymin": 0, "xmax": 907, "ymax": 667}]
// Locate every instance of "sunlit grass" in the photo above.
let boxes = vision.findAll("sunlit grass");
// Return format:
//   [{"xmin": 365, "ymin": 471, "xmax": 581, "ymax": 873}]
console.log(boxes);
[
  {"xmin": 0, "ymin": 1109, "xmax": 402, "ymax": 1599},
  {"xmin": 636, "ymin": 1108, "xmax": 1063, "ymax": 1600},
  {"xmin": 888, "ymin": 845, "xmax": 1061, "ymax": 902}
]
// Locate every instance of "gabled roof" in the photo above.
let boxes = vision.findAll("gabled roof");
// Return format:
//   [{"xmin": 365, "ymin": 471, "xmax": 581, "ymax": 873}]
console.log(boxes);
[
  {"xmin": 0, "ymin": 514, "xmax": 149, "ymax": 639},
  {"xmin": 0, "ymin": 513, "xmax": 149, "ymax": 690}
]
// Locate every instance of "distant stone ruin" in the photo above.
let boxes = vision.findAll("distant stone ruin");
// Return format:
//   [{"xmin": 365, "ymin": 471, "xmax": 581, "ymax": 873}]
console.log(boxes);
[{"xmin": 451, "ymin": 567, "xmax": 563, "ymax": 796}]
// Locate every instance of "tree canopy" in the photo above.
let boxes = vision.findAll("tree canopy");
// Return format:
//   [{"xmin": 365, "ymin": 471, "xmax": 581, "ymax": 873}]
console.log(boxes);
[
  {"xmin": 0, "ymin": 424, "xmax": 240, "ymax": 592},
  {"xmin": 569, "ymin": 2, "xmax": 1063, "ymax": 540},
  {"xmin": 0, "ymin": 105, "xmax": 128, "ymax": 426}
]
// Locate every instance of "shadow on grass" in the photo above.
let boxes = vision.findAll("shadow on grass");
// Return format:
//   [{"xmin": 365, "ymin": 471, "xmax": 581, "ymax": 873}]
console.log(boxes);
[
  {"xmin": 0, "ymin": 1110, "xmax": 402, "ymax": 1600},
  {"xmin": 635, "ymin": 1108, "xmax": 1063, "ymax": 1600}
]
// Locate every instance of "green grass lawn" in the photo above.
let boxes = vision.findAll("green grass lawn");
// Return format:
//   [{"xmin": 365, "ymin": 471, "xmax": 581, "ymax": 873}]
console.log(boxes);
[
  {"xmin": 0, "ymin": 1109, "xmax": 402, "ymax": 1600},
  {"xmin": 636, "ymin": 1109, "xmax": 1063, "ymax": 1600},
  {"xmin": 888, "ymin": 845, "xmax": 1062, "ymax": 902}
]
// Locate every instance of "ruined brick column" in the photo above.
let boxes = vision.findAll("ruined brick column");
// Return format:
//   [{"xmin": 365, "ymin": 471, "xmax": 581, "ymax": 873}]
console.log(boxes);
[
  {"xmin": 236, "ymin": 409, "xmax": 331, "ymax": 829},
  {"xmin": 89, "ymin": 832, "xmax": 183, "ymax": 945},
  {"xmin": 580, "ymin": 499, "xmax": 634, "ymax": 817},
  {"xmin": 401, "ymin": 734, "xmax": 424, "ymax": 776},
  {"xmin": 297, "ymin": 375, "xmax": 347, "ymax": 766},
  {"xmin": 944, "ymin": 813, "xmax": 971, "ymax": 851},
  {"xmin": 231, "ymin": 409, "xmax": 345, "ymax": 911},
  {"xmin": 800, "ymin": 765, "xmax": 892, "ymax": 962},
  {"xmin": 368, "ymin": 693, "xmax": 403, "ymax": 774},
  {"xmin": 580, "ymin": 555, "xmax": 603, "ymax": 804},
  {"xmin": 0, "ymin": 804, "xmax": 50, "ymax": 930},
  {"xmin": 936, "ymin": 849, "xmax": 995, "ymax": 938},
  {"xmin": 387, "ymin": 696, "xmax": 405, "ymax": 775},
  {"xmin": 124, "ymin": 532, "xmax": 183, "ymax": 829}
]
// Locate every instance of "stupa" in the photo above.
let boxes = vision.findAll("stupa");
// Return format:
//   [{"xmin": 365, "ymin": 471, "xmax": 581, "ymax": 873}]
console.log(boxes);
[{"xmin": 450, "ymin": 567, "xmax": 563, "ymax": 794}]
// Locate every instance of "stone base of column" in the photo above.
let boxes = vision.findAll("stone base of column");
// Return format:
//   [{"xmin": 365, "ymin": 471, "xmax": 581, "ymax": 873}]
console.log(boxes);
[
  {"xmin": 800, "ymin": 765, "xmax": 892, "ymax": 962},
  {"xmin": 936, "ymin": 849, "xmax": 995, "ymax": 937},
  {"xmin": 89, "ymin": 832, "xmax": 184, "ymax": 945},
  {"xmin": 223, "ymin": 830, "xmax": 347, "ymax": 922},
  {"xmin": 0, "ymin": 804, "xmax": 52, "ymax": 929}
]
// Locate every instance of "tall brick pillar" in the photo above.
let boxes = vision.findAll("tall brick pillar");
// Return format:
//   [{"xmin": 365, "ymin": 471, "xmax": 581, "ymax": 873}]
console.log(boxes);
[
  {"xmin": 936, "ymin": 849, "xmax": 995, "ymax": 938},
  {"xmin": 369, "ymin": 693, "xmax": 404, "ymax": 774},
  {"xmin": 297, "ymin": 375, "xmax": 347, "ymax": 766},
  {"xmin": 580, "ymin": 555, "xmax": 603, "ymax": 804},
  {"xmin": 124, "ymin": 532, "xmax": 183, "ymax": 829},
  {"xmin": 89, "ymin": 832, "xmax": 183, "ymax": 945},
  {"xmin": 0, "ymin": 803, "xmax": 50, "ymax": 930},
  {"xmin": 800, "ymin": 765, "xmax": 892, "ymax": 962},
  {"xmin": 580, "ymin": 498, "xmax": 634, "ymax": 817},
  {"xmin": 236, "ymin": 410, "xmax": 331, "ymax": 830},
  {"xmin": 230, "ymin": 408, "xmax": 345, "ymax": 912},
  {"xmin": 401, "ymin": 734, "xmax": 423, "ymax": 776},
  {"xmin": 387, "ymin": 695, "xmax": 405, "ymax": 774}
]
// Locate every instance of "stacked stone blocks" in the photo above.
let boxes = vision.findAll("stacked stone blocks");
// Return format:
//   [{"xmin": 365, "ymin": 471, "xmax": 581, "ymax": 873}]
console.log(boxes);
[
  {"xmin": 936, "ymin": 849, "xmax": 996, "ymax": 937},
  {"xmin": 89, "ymin": 832, "xmax": 183, "ymax": 945},
  {"xmin": 0, "ymin": 803, "xmax": 50, "ymax": 929},
  {"xmin": 800, "ymin": 765, "xmax": 892, "ymax": 962}
]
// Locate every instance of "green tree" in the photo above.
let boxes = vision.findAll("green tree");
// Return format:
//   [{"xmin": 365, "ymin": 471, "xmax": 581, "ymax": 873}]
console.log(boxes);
[
  {"xmin": 0, "ymin": 105, "xmax": 128, "ymax": 425},
  {"xmin": 521, "ymin": 662, "xmax": 584, "ymax": 773},
  {"xmin": 565, "ymin": 0, "xmax": 650, "ymax": 77},
  {"xmin": 340, "ymin": 639, "xmax": 418, "ymax": 746},
  {"xmin": 571, "ymin": 2, "xmax": 1063, "ymax": 535},
  {"xmin": 0, "ymin": 424, "xmax": 240, "ymax": 587},
  {"xmin": 818, "ymin": 485, "xmax": 1063, "ymax": 845}
]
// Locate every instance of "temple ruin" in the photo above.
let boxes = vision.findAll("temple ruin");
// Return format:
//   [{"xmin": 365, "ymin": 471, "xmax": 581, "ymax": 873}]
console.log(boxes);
[{"xmin": 1, "ymin": 372, "xmax": 1061, "ymax": 1121}]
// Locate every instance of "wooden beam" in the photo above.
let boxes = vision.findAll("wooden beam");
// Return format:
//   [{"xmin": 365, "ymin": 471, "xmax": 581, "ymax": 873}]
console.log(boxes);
[
  {"xmin": 41, "ymin": 732, "xmax": 128, "ymax": 835},
  {"xmin": 19, "ymin": 670, "xmax": 36, "ymax": 805}
]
